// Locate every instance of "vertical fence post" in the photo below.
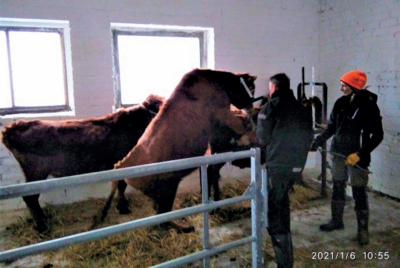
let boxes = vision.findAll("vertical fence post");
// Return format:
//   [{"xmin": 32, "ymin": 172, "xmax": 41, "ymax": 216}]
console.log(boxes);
[
  {"xmin": 250, "ymin": 148, "xmax": 263, "ymax": 268},
  {"xmin": 321, "ymin": 141, "xmax": 328, "ymax": 197},
  {"xmin": 261, "ymin": 166, "xmax": 268, "ymax": 229},
  {"xmin": 200, "ymin": 165, "xmax": 211, "ymax": 268}
]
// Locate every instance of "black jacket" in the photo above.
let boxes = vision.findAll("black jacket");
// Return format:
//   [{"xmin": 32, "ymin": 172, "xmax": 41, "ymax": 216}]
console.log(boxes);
[
  {"xmin": 256, "ymin": 89, "xmax": 313, "ymax": 170},
  {"xmin": 314, "ymin": 89, "xmax": 384, "ymax": 167}
]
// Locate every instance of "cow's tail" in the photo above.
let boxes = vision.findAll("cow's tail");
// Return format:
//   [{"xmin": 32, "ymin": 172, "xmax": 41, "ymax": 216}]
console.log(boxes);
[{"xmin": 91, "ymin": 181, "xmax": 118, "ymax": 229}]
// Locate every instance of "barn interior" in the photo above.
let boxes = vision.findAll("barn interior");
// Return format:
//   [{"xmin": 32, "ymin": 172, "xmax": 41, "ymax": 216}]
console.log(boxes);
[{"xmin": 0, "ymin": 1, "xmax": 399, "ymax": 267}]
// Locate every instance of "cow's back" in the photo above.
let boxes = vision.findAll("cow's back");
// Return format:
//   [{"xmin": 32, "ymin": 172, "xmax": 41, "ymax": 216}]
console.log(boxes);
[
  {"xmin": 69, "ymin": 107, "xmax": 154, "ymax": 174},
  {"xmin": 1, "ymin": 106, "xmax": 154, "ymax": 178}
]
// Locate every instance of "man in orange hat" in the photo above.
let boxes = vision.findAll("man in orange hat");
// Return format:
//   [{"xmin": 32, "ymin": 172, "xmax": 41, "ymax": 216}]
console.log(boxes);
[{"xmin": 311, "ymin": 70, "xmax": 384, "ymax": 245}]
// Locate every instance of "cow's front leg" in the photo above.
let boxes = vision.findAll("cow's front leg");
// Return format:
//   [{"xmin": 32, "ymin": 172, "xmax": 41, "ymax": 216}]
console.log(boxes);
[{"xmin": 207, "ymin": 163, "xmax": 224, "ymax": 201}]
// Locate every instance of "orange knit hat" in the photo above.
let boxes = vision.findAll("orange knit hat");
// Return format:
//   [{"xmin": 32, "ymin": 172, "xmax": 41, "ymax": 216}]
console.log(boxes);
[{"xmin": 340, "ymin": 70, "xmax": 367, "ymax": 90}]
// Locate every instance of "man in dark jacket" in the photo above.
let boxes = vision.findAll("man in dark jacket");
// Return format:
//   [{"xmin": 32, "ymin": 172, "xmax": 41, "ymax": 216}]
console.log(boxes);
[
  {"xmin": 257, "ymin": 73, "xmax": 313, "ymax": 268},
  {"xmin": 311, "ymin": 70, "xmax": 384, "ymax": 246}
]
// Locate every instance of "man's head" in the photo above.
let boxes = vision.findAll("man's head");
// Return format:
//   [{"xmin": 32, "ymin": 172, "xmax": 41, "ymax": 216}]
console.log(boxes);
[
  {"xmin": 269, "ymin": 73, "xmax": 290, "ymax": 97},
  {"xmin": 340, "ymin": 70, "xmax": 367, "ymax": 96}
]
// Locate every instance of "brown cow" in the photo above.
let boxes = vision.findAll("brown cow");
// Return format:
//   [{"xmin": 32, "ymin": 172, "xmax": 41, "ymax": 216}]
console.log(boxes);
[
  {"xmin": 99, "ymin": 68, "xmax": 257, "ymax": 232},
  {"xmin": 1, "ymin": 94, "xmax": 164, "ymax": 233}
]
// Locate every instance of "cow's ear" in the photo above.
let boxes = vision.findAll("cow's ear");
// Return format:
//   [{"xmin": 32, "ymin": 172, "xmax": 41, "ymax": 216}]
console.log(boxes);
[
  {"xmin": 240, "ymin": 73, "xmax": 257, "ymax": 82},
  {"xmin": 143, "ymin": 94, "xmax": 165, "ymax": 112},
  {"xmin": 236, "ymin": 72, "xmax": 249, "ymax": 77},
  {"xmin": 142, "ymin": 99, "xmax": 150, "ymax": 109}
]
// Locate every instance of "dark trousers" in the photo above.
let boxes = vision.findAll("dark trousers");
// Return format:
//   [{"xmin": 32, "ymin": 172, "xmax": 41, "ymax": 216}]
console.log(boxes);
[
  {"xmin": 332, "ymin": 180, "xmax": 368, "ymax": 210},
  {"xmin": 267, "ymin": 168, "xmax": 297, "ymax": 236}
]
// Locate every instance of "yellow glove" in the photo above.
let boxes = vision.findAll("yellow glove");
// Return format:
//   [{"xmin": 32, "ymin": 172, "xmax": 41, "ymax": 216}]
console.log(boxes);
[{"xmin": 346, "ymin": 153, "xmax": 360, "ymax": 166}]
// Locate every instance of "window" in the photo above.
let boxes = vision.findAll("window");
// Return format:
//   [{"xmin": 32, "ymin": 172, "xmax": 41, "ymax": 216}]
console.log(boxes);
[
  {"xmin": 111, "ymin": 23, "xmax": 214, "ymax": 108},
  {"xmin": 0, "ymin": 18, "xmax": 74, "ymax": 116}
]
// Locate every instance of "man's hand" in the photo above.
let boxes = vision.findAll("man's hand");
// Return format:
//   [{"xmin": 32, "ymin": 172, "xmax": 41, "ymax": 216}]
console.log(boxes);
[{"xmin": 346, "ymin": 153, "xmax": 360, "ymax": 166}]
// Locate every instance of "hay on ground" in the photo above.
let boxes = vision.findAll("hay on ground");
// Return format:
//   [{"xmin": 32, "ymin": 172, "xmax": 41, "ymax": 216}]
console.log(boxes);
[{"xmin": 4, "ymin": 179, "xmax": 337, "ymax": 267}]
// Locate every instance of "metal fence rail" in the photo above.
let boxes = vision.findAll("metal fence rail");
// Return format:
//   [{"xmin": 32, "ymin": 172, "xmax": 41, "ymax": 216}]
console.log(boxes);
[{"xmin": 0, "ymin": 148, "xmax": 264, "ymax": 268}]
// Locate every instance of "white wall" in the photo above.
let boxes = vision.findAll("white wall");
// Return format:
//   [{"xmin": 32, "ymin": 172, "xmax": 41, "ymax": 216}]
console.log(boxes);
[
  {"xmin": 318, "ymin": 0, "xmax": 400, "ymax": 198},
  {"xmin": 0, "ymin": 0, "xmax": 321, "ymax": 210},
  {"xmin": 1, "ymin": 0, "xmax": 398, "ymax": 210}
]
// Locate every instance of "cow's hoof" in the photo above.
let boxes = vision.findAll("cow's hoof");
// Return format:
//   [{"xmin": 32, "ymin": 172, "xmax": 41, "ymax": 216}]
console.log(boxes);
[
  {"xmin": 117, "ymin": 206, "xmax": 131, "ymax": 215},
  {"xmin": 169, "ymin": 221, "xmax": 195, "ymax": 233},
  {"xmin": 154, "ymin": 221, "xmax": 195, "ymax": 234},
  {"xmin": 177, "ymin": 225, "xmax": 195, "ymax": 234},
  {"xmin": 35, "ymin": 222, "xmax": 49, "ymax": 234},
  {"xmin": 117, "ymin": 199, "xmax": 131, "ymax": 214},
  {"xmin": 91, "ymin": 212, "xmax": 106, "ymax": 229}
]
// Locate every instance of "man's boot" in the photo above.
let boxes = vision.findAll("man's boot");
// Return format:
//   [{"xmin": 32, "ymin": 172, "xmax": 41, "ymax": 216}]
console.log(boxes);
[
  {"xmin": 356, "ymin": 209, "xmax": 369, "ymax": 245},
  {"xmin": 320, "ymin": 200, "xmax": 345, "ymax": 231},
  {"xmin": 271, "ymin": 234, "xmax": 293, "ymax": 268}
]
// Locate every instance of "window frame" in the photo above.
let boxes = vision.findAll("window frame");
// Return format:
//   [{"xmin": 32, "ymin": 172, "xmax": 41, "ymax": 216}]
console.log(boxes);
[
  {"xmin": 0, "ymin": 18, "xmax": 74, "ymax": 116},
  {"xmin": 110, "ymin": 23, "xmax": 214, "ymax": 109}
]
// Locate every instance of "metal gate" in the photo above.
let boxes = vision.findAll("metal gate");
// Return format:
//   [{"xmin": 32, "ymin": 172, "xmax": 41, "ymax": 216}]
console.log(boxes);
[{"xmin": 0, "ymin": 148, "xmax": 265, "ymax": 267}]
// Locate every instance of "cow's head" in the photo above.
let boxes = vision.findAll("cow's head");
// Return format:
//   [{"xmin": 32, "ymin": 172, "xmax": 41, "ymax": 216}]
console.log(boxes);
[
  {"xmin": 225, "ymin": 72, "xmax": 257, "ymax": 109},
  {"xmin": 183, "ymin": 69, "xmax": 257, "ymax": 109}
]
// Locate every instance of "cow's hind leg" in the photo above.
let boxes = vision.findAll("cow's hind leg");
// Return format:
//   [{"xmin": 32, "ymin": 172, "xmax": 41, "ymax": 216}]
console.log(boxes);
[
  {"xmin": 146, "ymin": 179, "xmax": 195, "ymax": 233},
  {"xmin": 116, "ymin": 180, "xmax": 131, "ymax": 214},
  {"xmin": 21, "ymin": 166, "xmax": 49, "ymax": 233},
  {"xmin": 23, "ymin": 194, "xmax": 47, "ymax": 233},
  {"xmin": 91, "ymin": 180, "xmax": 118, "ymax": 228}
]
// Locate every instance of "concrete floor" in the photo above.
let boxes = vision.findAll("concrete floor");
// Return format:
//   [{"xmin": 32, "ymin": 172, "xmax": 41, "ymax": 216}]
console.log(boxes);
[{"xmin": 211, "ymin": 168, "xmax": 400, "ymax": 268}]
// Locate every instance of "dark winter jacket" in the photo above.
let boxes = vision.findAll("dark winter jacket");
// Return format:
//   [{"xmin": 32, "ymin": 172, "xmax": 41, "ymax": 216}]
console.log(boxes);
[
  {"xmin": 256, "ymin": 89, "xmax": 313, "ymax": 170},
  {"xmin": 314, "ymin": 89, "xmax": 384, "ymax": 167}
]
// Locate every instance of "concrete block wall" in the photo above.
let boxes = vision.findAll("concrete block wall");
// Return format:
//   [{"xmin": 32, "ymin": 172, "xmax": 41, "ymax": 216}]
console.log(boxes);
[
  {"xmin": 318, "ymin": 0, "xmax": 400, "ymax": 198},
  {"xmin": 0, "ymin": 142, "xmax": 25, "ymax": 210},
  {"xmin": 0, "ymin": 0, "xmax": 320, "ymax": 211}
]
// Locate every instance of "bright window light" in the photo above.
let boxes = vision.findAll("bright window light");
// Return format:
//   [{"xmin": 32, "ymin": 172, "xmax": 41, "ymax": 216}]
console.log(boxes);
[
  {"xmin": 0, "ymin": 31, "xmax": 12, "ymax": 108},
  {"xmin": 117, "ymin": 35, "xmax": 200, "ymax": 105},
  {"xmin": 10, "ymin": 31, "xmax": 66, "ymax": 107},
  {"xmin": 0, "ymin": 18, "xmax": 73, "ymax": 116}
]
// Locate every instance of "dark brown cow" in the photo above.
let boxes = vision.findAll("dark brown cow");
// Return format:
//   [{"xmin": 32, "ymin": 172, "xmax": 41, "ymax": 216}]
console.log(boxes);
[
  {"xmin": 1, "ymin": 94, "xmax": 164, "ymax": 233},
  {"xmin": 206, "ymin": 104, "xmax": 266, "ymax": 201},
  {"xmin": 100, "ymin": 69, "xmax": 257, "ymax": 232}
]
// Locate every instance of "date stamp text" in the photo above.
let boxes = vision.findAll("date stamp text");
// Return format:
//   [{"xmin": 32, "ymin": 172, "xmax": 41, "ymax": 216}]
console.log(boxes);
[{"xmin": 311, "ymin": 251, "xmax": 390, "ymax": 260}]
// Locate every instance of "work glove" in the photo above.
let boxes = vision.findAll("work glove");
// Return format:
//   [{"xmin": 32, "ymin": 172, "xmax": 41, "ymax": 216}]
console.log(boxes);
[
  {"xmin": 310, "ymin": 140, "xmax": 319, "ymax": 151},
  {"xmin": 345, "ymin": 153, "xmax": 360, "ymax": 166}
]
